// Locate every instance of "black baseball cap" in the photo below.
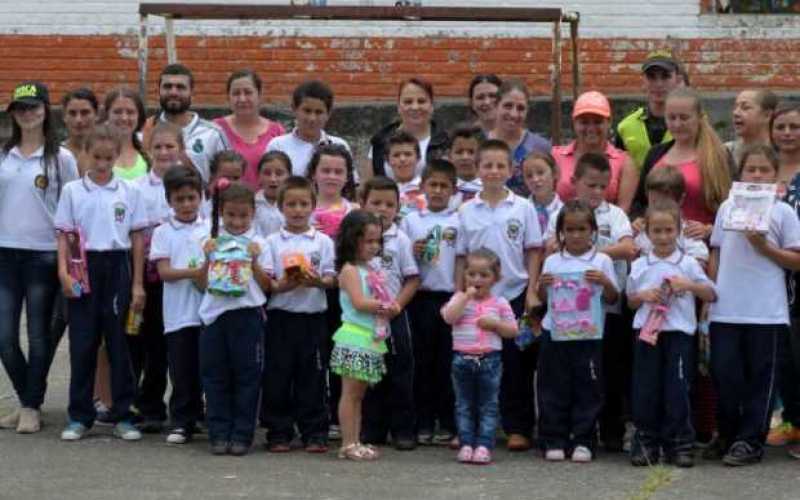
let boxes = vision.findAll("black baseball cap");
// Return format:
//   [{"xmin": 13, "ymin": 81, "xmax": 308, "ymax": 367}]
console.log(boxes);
[
  {"xmin": 642, "ymin": 50, "xmax": 679, "ymax": 74},
  {"xmin": 7, "ymin": 81, "xmax": 50, "ymax": 111}
]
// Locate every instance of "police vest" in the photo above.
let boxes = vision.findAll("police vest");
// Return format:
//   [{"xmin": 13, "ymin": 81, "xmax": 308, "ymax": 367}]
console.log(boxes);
[{"xmin": 616, "ymin": 107, "xmax": 672, "ymax": 171}]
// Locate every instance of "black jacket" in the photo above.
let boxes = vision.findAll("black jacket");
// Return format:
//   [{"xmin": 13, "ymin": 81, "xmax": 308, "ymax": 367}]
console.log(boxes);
[{"xmin": 369, "ymin": 120, "xmax": 450, "ymax": 177}]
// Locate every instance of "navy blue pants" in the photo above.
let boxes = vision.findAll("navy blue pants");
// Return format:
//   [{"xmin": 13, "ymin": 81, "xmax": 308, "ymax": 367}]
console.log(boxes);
[
  {"xmin": 166, "ymin": 326, "xmax": 203, "ymax": 431},
  {"xmin": 262, "ymin": 309, "xmax": 328, "ymax": 445},
  {"xmin": 500, "ymin": 292, "xmax": 538, "ymax": 437},
  {"xmin": 600, "ymin": 311, "xmax": 633, "ymax": 444},
  {"xmin": 127, "ymin": 280, "xmax": 168, "ymax": 421},
  {"xmin": 778, "ymin": 318, "xmax": 800, "ymax": 427},
  {"xmin": 67, "ymin": 251, "xmax": 135, "ymax": 426},
  {"xmin": 632, "ymin": 330, "xmax": 695, "ymax": 455},
  {"xmin": 200, "ymin": 307, "xmax": 264, "ymax": 445},
  {"xmin": 362, "ymin": 311, "xmax": 416, "ymax": 443},
  {"xmin": 408, "ymin": 290, "xmax": 455, "ymax": 435},
  {"xmin": 537, "ymin": 332, "xmax": 603, "ymax": 450},
  {"xmin": 710, "ymin": 322, "xmax": 782, "ymax": 450}
]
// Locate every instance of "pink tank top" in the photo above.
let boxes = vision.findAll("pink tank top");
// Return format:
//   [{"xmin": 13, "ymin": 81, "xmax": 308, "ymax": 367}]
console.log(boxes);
[
  {"xmin": 654, "ymin": 157, "xmax": 715, "ymax": 225},
  {"xmin": 553, "ymin": 141, "xmax": 628, "ymax": 204},
  {"xmin": 214, "ymin": 117, "xmax": 285, "ymax": 190},
  {"xmin": 311, "ymin": 199, "xmax": 355, "ymax": 238}
]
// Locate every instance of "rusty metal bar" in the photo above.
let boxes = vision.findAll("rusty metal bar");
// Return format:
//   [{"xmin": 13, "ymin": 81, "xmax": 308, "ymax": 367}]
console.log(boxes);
[
  {"xmin": 551, "ymin": 17, "xmax": 562, "ymax": 146},
  {"xmin": 566, "ymin": 12, "xmax": 581, "ymax": 102},
  {"xmin": 138, "ymin": 13, "xmax": 149, "ymax": 109}
]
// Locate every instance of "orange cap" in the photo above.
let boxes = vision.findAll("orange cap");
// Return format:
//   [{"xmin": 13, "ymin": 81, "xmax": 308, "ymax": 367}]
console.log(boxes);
[{"xmin": 572, "ymin": 91, "xmax": 611, "ymax": 119}]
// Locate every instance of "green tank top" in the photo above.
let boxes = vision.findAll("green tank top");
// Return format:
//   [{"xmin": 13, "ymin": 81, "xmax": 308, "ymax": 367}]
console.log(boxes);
[{"xmin": 113, "ymin": 153, "xmax": 148, "ymax": 181}]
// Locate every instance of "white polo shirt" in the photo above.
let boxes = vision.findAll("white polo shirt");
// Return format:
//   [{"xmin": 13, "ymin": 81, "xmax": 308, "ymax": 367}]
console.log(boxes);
[
  {"xmin": 634, "ymin": 228, "xmax": 709, "ymax": 262},
  {"xmin": 149, "ymin": 216, "xmax": 209, "ymax": 333},
  {"xmin": 398, "ymin": 176, "xmax": 424, "ymax": 218},
  {"xmin": 710, "ymin": 199, "xmax": 800, "ymax": 325},
  {"xmin": 198, "ymin": 227, "xmax": 269, "ymax": 325},
  {"xmin": 400, "ymin": 208, "xmax": 458, "ymax": 292},
  {"xmin": 0, "ymin": 146, "xmax": 79, "ymax": 251},
  {"xmin": 266, "ymin": 128, "xmax": 352, "ymax": 178},
  {"xmin": 264, "ymin": 227, "xmax": 336, "ymax": 313},
  {"xmin": 627, "ymin": 250, "xmax": 714, "ymax": 335},
  {"xmin": 254, "ymin": 191, "xmax": 283, "ymax": 238},
  {"xmin": 368, "ymin": 223, "xmax": 419, "ymax": 299},
  {"xmin": 449, "ymin": 178, "xmax": 483, "ymax": 209},
  {"xmin": 541, "ymin": 248, "xmax": 618, "ymax": 332},
  {"xmin": 160, "ymin": 112, "xmax": 229, "ymax": 184},
  {"xmin": 135, "ymin": 170, "xmax": 171, "ymax": 227},
  {"xmin": 456, "ymin": 190, "xmax": 543, "ymax": 300},
  {"xmin": 55, "ymin": 175, "xmax": 149, "ymax": 250}
]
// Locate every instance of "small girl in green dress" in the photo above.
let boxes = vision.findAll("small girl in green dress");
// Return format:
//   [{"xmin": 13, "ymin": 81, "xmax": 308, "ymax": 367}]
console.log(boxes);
[{"xmin": 330, "ymin": 210, "xmax": 390, "ymax": 461}]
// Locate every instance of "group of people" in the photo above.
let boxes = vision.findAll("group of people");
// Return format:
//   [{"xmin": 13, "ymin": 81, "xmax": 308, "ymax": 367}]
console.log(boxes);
[{"xmin": 2, "ymin": 48, "xmax": 800, "ymax": 470}]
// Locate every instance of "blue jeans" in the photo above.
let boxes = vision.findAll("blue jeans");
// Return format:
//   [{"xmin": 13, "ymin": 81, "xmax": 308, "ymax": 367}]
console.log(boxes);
[
  {"xmin": 451, "ymin": 351, "xmax": 502, "ymax": 449},
  {"xmin": 0, "ymin": 248, "xmax": 59, "ymax": 409}
]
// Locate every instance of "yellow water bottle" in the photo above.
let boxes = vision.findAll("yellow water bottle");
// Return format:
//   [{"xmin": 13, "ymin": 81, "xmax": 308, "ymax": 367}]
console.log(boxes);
[{"xmin": 126, "ymin": 309, "xmax": 143, "ymax": 336}]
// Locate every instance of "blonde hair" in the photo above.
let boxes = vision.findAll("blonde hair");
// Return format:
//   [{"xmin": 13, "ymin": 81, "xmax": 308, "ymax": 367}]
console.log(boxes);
[{"xmin": 666, "ymin": 88, "xmax": 732, "ymax": 212}]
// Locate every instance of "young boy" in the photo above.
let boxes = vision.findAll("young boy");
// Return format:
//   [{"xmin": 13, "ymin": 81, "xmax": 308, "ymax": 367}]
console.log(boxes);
[
  {"xmin": 448, "ymin": 124, "xmax": 482, "ymax": 208},
  {"xmin": 149, "ymin": 166, "xmax": 208, "ymax": 444},
  {"xmin": 455, "ymin": 139, "xmax": 543, "ymax": 451},
  {"xmin": 386, "ymin": 130, "xmax": 425, "ymax": 218},
  {"xmin": 360, "ymin": 176, "xmax": 421, "ymax": 450},
  {"xmin": 400, "ymin": 159, "xmax": 459, "ymax": 445},
  {"xmin": 267, "ymin": 80, "xmax": 352, "ymax": 177},
  {"xmin": 544, "ymin": 152, "xmax": 637, "ymax": 452},
  {"xmin": 261, "ymin": 176, "xmax": 337, "ymax": 453},
  {"xmin": 633, "ymin": 166, "xmax": 708, "ymax": 264}
]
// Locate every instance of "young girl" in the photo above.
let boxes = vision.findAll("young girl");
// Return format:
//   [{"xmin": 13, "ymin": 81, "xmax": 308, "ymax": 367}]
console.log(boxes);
[
  {"xmin": 709, "ymin": 144, "xmax": 800, "ymax": 466},
  {"xmin": 441, "ymin": 248, "xmax": 519, "ymax": 465},
  {"xmin": 104, "ymin": 87, "xmax": 148, "ymax": 181},
  {"xmin": 128, "ymin": 122, "xmax": 186, "ymax": 432},
  {"xmin": 254, "ymin": 151, "xmax": 290, "ymax": 238},
  {"xmin": 725, "ymin": 89, "xmax": 777, "ymax": 167},
  {"xmin": 330, "ymin": 210, "xmax": 389, "ymax": 461},
  {"xmin": 537, "ymin": 200, "xmax": 619, "ymax": 463},
  {"xmin": 523, "ymin": 152, "xmax": 563, "ymax": 233},
  {"xmin": 55, "ymin": 124, "xmax": 148, "ymax": 441},
  {"xmin": 198, "ymin": 179, "xmax": 271, "ymax": 456},
  {"xmin": 627, "ymin": 199, "xmax": 716, "ymax": 468},
  {"xmin": 201, "ymin": 150, "xmax": 246, "ymax": 219}
]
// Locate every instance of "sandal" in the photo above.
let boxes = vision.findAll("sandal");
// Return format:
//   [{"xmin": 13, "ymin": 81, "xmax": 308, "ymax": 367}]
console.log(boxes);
[
  {"xmin": 358, "ymin": 442, "xmax": 380, "ymax": 460},
  {"xmin": 338, "ymin": 443, "xmax": 379, "ymax": 461}
]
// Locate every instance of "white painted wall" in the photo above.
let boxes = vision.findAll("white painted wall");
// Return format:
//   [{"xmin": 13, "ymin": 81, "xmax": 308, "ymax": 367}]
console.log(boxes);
[{"xmin": 1, "ymin": 0, "xmax": 799, "ymax": 38}]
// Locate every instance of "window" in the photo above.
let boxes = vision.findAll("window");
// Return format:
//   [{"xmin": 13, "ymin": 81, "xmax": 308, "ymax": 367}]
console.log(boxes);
[{"xmin": 716, "ymin": 0, "xmax": 800, "ymax": 13}]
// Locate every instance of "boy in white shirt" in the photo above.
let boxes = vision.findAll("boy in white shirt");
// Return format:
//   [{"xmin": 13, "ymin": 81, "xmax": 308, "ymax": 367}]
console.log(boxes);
[
  {"xmin": 447, "ymin": 124, "xmax": 482, "ymax": 208},
  {"xmin": 149, "ymin": 166, "xmax": 208, "ymax": 444},
  {"xmin": 455, "ymin": 139, "xmax": 543, "ymax": 451},
  {"xmin": 360, "ymin": 176, "xmax": 421, "ymax": 450},
  {"xmin": 261, "ymin": 176, "xmax": 337, "ymax": 453},
  {"xmin": 386, "ymin": 130, "xmax": 425, "ymax": 219},
  {"xmin": 401, "ymin": 159, "xmax": 459, "ymax": 445}
]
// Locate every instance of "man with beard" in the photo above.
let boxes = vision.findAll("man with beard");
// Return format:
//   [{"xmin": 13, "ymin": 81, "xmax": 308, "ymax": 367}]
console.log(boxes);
[
  {"xmin": 614, "ymin": 50, "xmax": 684, "ymax": 172},
  {"xmin": 144, "ymin": 64, "xmax": 228, "ymax": 184}
]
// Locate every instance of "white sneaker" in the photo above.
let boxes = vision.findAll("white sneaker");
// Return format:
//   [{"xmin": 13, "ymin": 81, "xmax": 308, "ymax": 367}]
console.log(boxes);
[
  {"xmin": 113, "ymin": 421, "xmax": 142, "ymax": 441},
  {"xmin": 571, "ymin": 445, "xmax": 592, "ymax": 463},
  {"xmin": 61, "ymin": 421, "xmax": 89, "ymax": 441},
  {"xmin": 166, "ymin": 428, "xmax": 189, "ymax": 444},
  {"xmin": 16, "ymin": 407, "xmax": 41, "ymax": 434},
  {"xmin": 0, "ymin": 408, "xmax": 20, "ymax": 429},
  {"xmin": 545, "ymin": 449, "xmax": 566, "ymax": 461}
]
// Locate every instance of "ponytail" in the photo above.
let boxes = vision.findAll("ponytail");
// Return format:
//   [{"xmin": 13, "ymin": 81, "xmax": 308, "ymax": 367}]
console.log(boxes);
[{"xmin": 210, "ymin": 178, "xmax": 227, "ymax": 238}]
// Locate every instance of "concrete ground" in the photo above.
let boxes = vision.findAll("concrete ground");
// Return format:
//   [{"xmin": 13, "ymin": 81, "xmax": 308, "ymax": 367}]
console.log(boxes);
[{"xmin": 2, "ymin": 337, "xmax": 800, "ymax": 500}]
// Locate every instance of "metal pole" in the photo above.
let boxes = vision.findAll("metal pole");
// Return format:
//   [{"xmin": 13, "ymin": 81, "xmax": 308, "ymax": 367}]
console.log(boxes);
[
  {"xmin": 165, "ymin": 16, "xmax": 177, "ymax": 63},
  {"xmin": 551, "ymin": 17, "xmax": 562, "ymax": 146},
  {"xmin": 567, "ymin": 13, "xmax": 580, "ymax": 102},
  {"xmin": 138, "ymin": 14, "xmax": 149, "ymax": 109}
]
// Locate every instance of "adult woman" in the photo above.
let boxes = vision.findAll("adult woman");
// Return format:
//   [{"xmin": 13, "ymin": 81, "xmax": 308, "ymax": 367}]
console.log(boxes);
[
  {"xmin": 367, "ymin": 77, "xmax": 449, "ymax": 179},
  {"xmin": 468, "ymin": 74, "xmax": 502, "ymax": 136},
  {"xmin": 104, "ymin": 87, "xmax": 148, "ymax": 180},
  {"xmin": 634, "ymin": 88, "xmax": 733, "ymax": 239},
  {"xmin": 62, "ymin": 88, "xmax": 99, "ymax": 163},
  {"xmin": 214, "ymin": 69, "xmax": 284, "ymax": 189},
  {"xmin": 725, "ymin": 89, "xmax": 777, "ymax": 167},
  {"xmin": 0, "ymin": 82, "xmax": 79, "ymax": 433},
  {"xmin": 553, "ymin": 91, "xmax": 639, "ymax": 212},
  {"xmin": 487, "ymin": 79, "xmax": 551, "ymax": 196}
]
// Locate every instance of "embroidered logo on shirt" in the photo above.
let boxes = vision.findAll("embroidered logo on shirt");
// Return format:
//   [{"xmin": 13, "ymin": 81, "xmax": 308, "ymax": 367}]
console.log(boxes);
[
  {"xmin": 113, "ymin": 202, "xmax": 127, "ymax": 224},
  {"xmin": 34, "ymin": 174, "xmax": 48, "ymax": 190},
  {"xmin": 506, "ymin": 218, "xmax": 522, "ymax": 241},
  {"xmin": 192, "ymin": 138, "xmax": 204, "ymax": 154},
  {"xmin": 308, "ymin": 251, "xmax": 321, "ymax": 271},
  {"xmin": 442, "ymin": 226, "xmax": 458, "ymax": 247},
  {"xmin": 380, "ymin": 252, "xmax": 394, "ymax": 270}
]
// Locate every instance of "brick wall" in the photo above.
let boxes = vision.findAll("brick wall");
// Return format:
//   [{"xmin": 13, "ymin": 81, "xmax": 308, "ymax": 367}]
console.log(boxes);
[{"xmin": 1, "ymin": 1, "xmax": 800, "ymax": 107}]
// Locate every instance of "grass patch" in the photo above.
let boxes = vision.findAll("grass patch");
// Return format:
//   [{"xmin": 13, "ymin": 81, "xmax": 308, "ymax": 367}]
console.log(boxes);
[{"xmin": 627, "ymin": 466, "xmax": 673, "ymax": 500}]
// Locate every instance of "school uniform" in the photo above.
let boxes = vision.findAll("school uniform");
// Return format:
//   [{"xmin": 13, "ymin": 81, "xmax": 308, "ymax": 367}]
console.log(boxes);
[
  {"xmin": 537, "ymin": 249, "xmax": 618, "ymax": 451},
  {"xmin": 709, "ymin": 199, "xmax": 800, "ymax": 452},
  {"xmin": 627, "ymin": 250, "xmax": 714, "ymax": 457},
  {"xmin": 157, "ymin": 112, "xmax": 229, "ymax": 184},
  {"xmin": 448, "ymin": 178, "xmax": 482, "ymax": 209},
  {"xmin": 254, "ymin": 191, "xmax": 284, "ymax": 238},
  {"xmin": 400, "ymin": 208, "xmax": 459, "ymax": 436},
  {"xmin": 261, "ymin": 227, "xmax": 336, "ymax": 446},
  {"xmin": 54, "ymin": 175, "xmax": 149, "ymax": 426},
  {"xmin": 546, "ymin": 200, "xmax": 634, "ymax": 446},
  {"xmin": 397, "ymin": 176, "xmax": 425, "ymax": 219},
  {"xmin": 456, "ymin": 190, "xmax": 543, "ymax": 438},
  {"xmin": 266, "ymin": 128, "xmax": 352, "ymax": 178},
  {"xmin": 362, "ymin": 224, "xmax": 420, "ymax": 444},
  {"xmin": 634, "ymin": 227, "xmax": 709, "ymax": 263},
  {"xmin": 198, "ymin": 227, "xmax": 268, "ymax": 446},
  {"xmin": 0, "ymin": 146, "xmax": 78, "ymax": 410},
  {"xmin": 149, "ymin": 215, "xmax": 208, "ymax": 432},
  {"xmin": 531, "ymin": 194, "xmax": 563, "ymax": 239}
]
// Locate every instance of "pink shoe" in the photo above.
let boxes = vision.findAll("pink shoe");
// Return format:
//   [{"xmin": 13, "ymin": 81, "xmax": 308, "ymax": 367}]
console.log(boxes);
[
  {"xmin": 472, "ymin": 446, "xmax": 492, "ymax": 465},
  {"xmin": 457, "ymin": 445, "xmax": 474, "ymax": 463}
]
